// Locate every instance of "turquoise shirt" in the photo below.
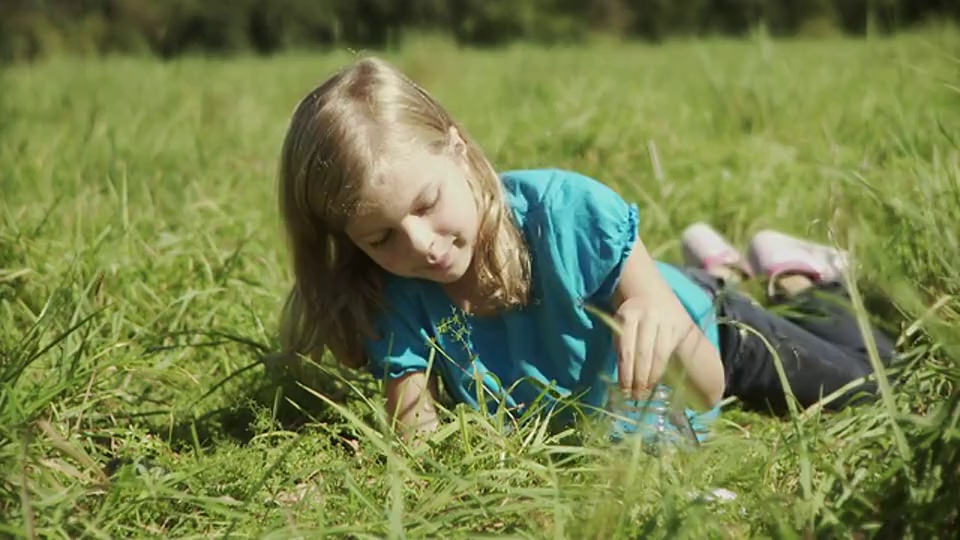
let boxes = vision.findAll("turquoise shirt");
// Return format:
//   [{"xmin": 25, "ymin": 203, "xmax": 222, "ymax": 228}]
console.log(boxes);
[{"xmin": 365, "ymin": 169, "xmax": 721, "ymax": 441}]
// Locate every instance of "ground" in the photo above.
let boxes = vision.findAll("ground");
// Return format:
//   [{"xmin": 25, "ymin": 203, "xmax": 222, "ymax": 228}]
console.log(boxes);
[{"xmin": 2, "ymin": 28, "xmax": 959, "ymax": 538}]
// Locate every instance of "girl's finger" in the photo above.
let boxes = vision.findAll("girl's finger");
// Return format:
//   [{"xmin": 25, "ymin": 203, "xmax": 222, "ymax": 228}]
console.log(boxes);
[
  {"xmin": 633, "ymin": 316, "xmax": 656, "ymax": 400},
  {"xmin": 651, "ymin": 325, "xmax": 674, "ymax": 383},
  {"xmin": 617, "ymin": 315, "xmax": 638, "ymax": 395}
]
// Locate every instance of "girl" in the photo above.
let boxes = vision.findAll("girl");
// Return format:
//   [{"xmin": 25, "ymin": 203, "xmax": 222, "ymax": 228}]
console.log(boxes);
[{"xmin": 274, "ymin": 57, "xmax": 897, "ymax": 444}]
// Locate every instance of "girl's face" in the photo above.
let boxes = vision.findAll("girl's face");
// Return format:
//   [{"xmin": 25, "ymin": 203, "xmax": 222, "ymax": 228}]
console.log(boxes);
[{"xmin": 344, "ymin": 138, "xmax": 480, "ymax": 285}]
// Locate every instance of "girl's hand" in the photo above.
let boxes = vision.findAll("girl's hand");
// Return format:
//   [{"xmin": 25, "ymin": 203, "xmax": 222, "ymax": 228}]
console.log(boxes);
[
  {"xmin": 614, "ymin": 294, "xmax": 695, "ymax": 400},
  {"xmin": 385, "ymin": 371, "xmax": 440, "ymax": 441}
]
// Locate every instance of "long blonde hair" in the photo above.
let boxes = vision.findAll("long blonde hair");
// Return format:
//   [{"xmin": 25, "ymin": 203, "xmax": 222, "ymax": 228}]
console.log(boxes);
[{"xmin": 276, "ymin": 57, "xmax": 531, "ymax": 372}]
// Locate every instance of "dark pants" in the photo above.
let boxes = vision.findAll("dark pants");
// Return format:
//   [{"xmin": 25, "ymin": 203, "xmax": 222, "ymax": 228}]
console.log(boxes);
[{"xmin": 685, "ymin": 270, "xmax": 899, "ymax": 415}]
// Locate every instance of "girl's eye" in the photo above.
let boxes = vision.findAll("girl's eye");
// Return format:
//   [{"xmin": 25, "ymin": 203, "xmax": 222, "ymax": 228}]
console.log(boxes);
[
  {"xmin": 370, "ymin": 231, "xmax": 391, "ymax": 248},
  {"xmin": 416, "ymin": 188, "xmax": 441, "ymax": 215}
]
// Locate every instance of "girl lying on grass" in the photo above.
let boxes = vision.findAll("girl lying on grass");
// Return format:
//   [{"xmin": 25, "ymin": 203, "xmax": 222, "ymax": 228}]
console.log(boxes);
[{"xmin": 273, "ymin": 57, "xmax": 898, "ymax": 445}]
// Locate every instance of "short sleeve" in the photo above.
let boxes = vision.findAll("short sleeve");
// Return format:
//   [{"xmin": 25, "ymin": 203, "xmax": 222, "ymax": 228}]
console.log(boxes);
[
  {"xmin": 364, "ymin": 285, "xmax": 432, "ymax": 381},
  {"xmin": 536, "ymin": 170, "xmax": 639, "ymax": 305}
]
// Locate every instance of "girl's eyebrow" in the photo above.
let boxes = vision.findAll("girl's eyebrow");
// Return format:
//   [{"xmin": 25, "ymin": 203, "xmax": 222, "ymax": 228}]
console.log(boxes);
[{"xmin": 351, "ymin": 182, "xmax": 436, "ymax": 238}]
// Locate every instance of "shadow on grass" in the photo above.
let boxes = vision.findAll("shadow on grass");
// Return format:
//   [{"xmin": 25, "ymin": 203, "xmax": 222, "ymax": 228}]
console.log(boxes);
[
  {"xmin": 118, "ymin": 326, "xmax": 385, "ymax": 467},
  {"xmin": 160, "ymin": 360, "xmax": 377, "ymax": 448},
  {"xmin": 102, "ymin": 361, "xmax": 377, "ymax": 477}
]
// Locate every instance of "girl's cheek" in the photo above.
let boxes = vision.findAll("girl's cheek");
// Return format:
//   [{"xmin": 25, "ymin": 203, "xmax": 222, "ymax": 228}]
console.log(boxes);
[{"xmin": 383, "ymin": 249, "xmax": 403, "ymax": 270}]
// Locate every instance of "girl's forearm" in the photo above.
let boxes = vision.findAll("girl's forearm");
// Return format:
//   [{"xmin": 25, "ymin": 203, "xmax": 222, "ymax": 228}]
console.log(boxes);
[
  {"xmin": 385, "ymin": 371, "xmax": 440, "ymax": 439},
  {"xmin": 669, "ymin": 323, "xmax": 726, "ymax": 410}
]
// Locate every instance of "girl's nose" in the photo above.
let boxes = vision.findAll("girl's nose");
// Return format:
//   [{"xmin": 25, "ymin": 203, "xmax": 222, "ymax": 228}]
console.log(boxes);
[
  {"xmin": 402, "ymin": 216, "xmax": 434, "ymax": 255},
  {"xmin": 425, "ymin": 247, "xmax": 443, "ymax": 264}
]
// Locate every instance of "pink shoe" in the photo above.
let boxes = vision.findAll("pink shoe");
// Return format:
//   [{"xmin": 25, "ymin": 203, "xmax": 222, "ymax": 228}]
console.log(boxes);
[
  {"xmin": 681, "ymin": 223, "xmax": 753, "ymax": 277},
  {"xmin": 746, "ymin": 229, "xmax": 851, "ymax": 284}
]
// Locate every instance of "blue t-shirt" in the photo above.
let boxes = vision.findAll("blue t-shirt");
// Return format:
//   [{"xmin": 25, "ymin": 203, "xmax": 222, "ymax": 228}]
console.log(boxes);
[{"xmin": 364, "ymin": 169, "xmax": 721, "ymax": 441}]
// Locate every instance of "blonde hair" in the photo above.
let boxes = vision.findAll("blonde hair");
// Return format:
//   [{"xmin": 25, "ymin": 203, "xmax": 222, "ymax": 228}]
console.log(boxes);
[{"xmin": 276, "ymin": 57, "xmax": 531, "ymax": 373}]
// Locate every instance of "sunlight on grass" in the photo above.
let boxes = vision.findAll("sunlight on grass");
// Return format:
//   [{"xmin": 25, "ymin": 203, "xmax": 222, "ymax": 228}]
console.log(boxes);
[{"xmin": 2, "ymin": 28, "xmax": 959, "ymax": 538}]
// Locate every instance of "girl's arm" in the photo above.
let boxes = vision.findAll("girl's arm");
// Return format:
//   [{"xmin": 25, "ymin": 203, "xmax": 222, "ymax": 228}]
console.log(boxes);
[
  {"xmin": 613, "ymin": 234, "xmax": 726, "ymax": 410},
  {"xmin": 385, "ymin": 371, "xmax": 440, "ymax": 439}
]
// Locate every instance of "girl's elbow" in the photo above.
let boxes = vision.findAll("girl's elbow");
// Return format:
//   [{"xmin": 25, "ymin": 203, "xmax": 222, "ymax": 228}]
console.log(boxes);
[
  {"xmin": 704, "ymin": 379, "xmax": 726, "ymax": 410},
  {"xmin": 700, "ymin": 355, "xmax": 726, "ymax": 409},
  {"xmin": 705, "ymin": 384, "xmax": 725, "ymax": 410},
  {"xmin": 690, "ymin": 380, "xmax": 725, "ymax": 412}
]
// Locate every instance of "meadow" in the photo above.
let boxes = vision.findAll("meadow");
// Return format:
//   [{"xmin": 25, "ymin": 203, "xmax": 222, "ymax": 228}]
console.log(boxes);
[{"xmin": 2, "ymin": 28, "xmax": 959, "ymax": 538}]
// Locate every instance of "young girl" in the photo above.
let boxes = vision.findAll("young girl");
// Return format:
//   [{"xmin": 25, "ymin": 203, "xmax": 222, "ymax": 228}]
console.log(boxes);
[{"xmin": 274, "ymin": 57, "xmax": 898, "ymax": 444}]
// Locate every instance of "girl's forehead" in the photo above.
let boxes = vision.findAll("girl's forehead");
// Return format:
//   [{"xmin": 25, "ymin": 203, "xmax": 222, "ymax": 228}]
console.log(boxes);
[
  {"xmin": 367, "ymin": 149, "xmax": 450, "ymax": 193},
  {"xmin": 353, "ymin": 171, "xmax": 427, "ymax": 214}
]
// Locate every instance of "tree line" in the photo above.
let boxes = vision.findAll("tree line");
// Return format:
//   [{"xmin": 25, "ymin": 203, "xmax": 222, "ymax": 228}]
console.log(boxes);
[{"xmin": 2, "ymin": 0, "xmax": 958, "ymax": 62}]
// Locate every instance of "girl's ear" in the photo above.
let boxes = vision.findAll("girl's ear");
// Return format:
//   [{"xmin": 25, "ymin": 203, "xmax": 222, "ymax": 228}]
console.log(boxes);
[{"xmin": 447, "ymin": 126, "xmax": 467, "ymax": 158}]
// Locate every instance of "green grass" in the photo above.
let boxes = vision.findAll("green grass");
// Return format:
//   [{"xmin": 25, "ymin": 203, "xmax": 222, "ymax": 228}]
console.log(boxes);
[{"xmin": 2, "ymin": 28, "xmax": 960, "ymax": 538}]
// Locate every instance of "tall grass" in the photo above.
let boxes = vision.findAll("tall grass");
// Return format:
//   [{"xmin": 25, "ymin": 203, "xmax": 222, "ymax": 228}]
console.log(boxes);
[{"xmin": 1, "ymin": 28, "xmax": 959, "ymax": 537}]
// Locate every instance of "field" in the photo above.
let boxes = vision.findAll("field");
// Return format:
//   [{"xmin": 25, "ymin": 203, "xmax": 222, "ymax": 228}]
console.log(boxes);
[{"xmin": 2, "ymin": 28, "xmax": 960, "ymax": 538}]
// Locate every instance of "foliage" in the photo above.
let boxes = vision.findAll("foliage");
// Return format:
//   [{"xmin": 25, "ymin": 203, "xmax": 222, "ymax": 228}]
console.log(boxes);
[{"xmin": 1, "ymin": 29, "xmax": 959, "ymax": 537}]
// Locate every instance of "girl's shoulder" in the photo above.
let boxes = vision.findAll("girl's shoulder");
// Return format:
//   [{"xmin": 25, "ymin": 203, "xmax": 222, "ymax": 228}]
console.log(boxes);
[
  {"xmin": 499, "ymin": 168, "xmax": 613, "ymax": 213},
  {"xmin": 499, "ymin": 168, "xmax": 634, "ymax": 239},
  {"xmin": 500, "ymin": 168, "xmax": 624, "ymax": 222},
  {"xmin": 499, "ymin": 168, "xmax": 639, "ymax": 304}
]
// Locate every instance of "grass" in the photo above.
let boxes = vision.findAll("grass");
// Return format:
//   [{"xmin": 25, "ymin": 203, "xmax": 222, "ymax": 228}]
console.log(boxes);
[{"xmin": 2, "ymin": 27, "xmax": 960, "ymax": 538}]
